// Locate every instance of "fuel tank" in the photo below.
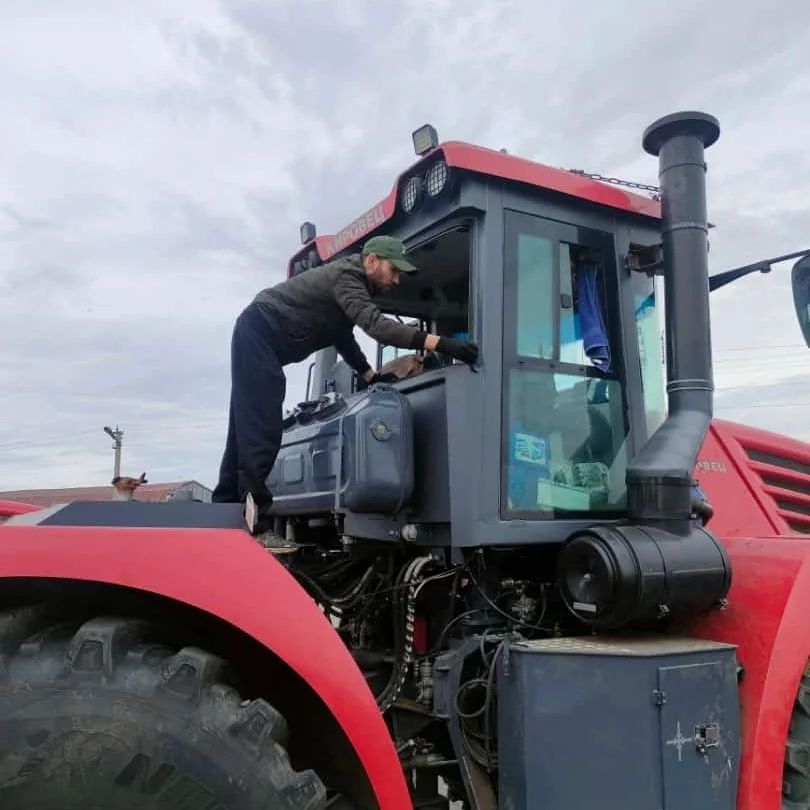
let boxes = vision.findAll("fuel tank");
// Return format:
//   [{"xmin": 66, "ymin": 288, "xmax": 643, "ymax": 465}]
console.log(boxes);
[{"xmin": 268, "ymin": 385, "xmax": 414, "ymax": 516}]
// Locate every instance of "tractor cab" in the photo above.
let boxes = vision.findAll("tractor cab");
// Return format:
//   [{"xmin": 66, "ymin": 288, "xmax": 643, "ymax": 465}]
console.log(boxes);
[{"xmin": 278, "ymin": 125, "xmax": 669, "ymax": 549}]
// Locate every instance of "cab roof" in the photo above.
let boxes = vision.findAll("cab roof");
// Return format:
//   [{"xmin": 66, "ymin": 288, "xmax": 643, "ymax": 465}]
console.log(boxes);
[{"xmin": 288, "ymin": 140, "xmax": 661, "ymax": 275}]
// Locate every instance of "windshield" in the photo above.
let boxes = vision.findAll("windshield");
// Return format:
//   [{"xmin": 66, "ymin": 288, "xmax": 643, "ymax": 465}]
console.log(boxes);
[{"xmin": 372, "ymin": 225, "xmax": 472, "ymax": 373}]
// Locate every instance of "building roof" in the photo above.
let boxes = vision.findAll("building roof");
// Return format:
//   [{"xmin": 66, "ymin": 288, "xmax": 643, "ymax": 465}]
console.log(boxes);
[{"xmin": 0, "ymin": 481, "xmax": 207, "ymax": 508}]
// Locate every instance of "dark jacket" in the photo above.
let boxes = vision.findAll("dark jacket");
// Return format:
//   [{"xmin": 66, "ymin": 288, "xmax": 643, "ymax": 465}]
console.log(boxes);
[{"xmin": 252, "ymin": 255, "xmax": 424, "ymax": 372}]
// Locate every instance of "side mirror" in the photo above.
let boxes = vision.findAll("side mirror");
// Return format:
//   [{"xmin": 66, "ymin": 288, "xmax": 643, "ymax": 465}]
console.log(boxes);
[{"xmin": 792, "ymin": 255, "xmax": 810, "ymax": 347}]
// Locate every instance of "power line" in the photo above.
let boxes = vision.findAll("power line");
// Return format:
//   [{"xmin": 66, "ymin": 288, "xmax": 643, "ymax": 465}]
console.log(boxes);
[
  {"xmin": 717, "ymin": 380, "xmax": 810, "ymax": 394},
  {"xmin": 0, "ymin": 419, "xmax": 227, "ymax": 452},
  {"xmin": 716, "ymin": 401, "xmax": 810, "ymax": 410},
  {"xmin": 714, "ymin": 355, "xmax": 808, "ymax": 364},
  {"xmin": 0, "ymin": 429, "xmax": 99, "ymax": 452},
  {"xmin": 714, "ymin": 344, "xmax": 807, "ymax": 353}
]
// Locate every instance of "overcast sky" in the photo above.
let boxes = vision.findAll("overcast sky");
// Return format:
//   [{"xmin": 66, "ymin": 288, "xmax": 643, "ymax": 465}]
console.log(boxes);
[{"xmin": 1, "ymin": 0, "xmax": 809, "ymax": 491}]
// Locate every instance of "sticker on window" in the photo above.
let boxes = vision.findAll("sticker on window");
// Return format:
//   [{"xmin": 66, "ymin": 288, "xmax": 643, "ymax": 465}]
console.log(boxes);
[{"xmin": 514, "ymin": 432, "xmax": 548, "ymax": 466}]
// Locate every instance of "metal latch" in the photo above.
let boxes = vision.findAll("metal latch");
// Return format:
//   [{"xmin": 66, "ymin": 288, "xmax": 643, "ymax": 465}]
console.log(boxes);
[
  {"xmin": 694, "ymin": 722, "xmax": 721, "ymax": 754},
  {"xmin": 626, "ymin": 242, "xmax": 663, "ymax": 276}
]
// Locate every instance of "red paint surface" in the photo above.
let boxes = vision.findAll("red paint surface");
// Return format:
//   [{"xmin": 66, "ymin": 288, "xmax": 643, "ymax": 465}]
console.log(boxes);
[
  {"xmin": 440, "ymin": 141, "xmax": 661, "ymax": 219},
  {"xmin": 0, "ymin": 524, "xmax": 411, "ymax": 810},
  {"xmin": 691, "ymin": 419, "xmax": 810, "ymax": 807},
  {"xmin": 699, "ymin": 420, "xmax": 810, "ymax": 537},
  {"xmin": 288, "ymin": 141, "xmax": 661, "ymax": 274},
  {"xmin": 0, "ymin": 500, "xmax": 39, "ymax": 517},
  {"xmin": 695, "ymin": 423, "xmax": 782, "ymax": 538},
  {"xmin": 689, "ymin": 536, "xmax": 810, "ymax": 809}
]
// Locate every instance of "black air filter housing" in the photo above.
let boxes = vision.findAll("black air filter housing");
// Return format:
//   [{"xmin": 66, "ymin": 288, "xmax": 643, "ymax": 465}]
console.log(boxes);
[{"xmin": 557, "ymin": 524, "xmax": 731, "ymax": 629}]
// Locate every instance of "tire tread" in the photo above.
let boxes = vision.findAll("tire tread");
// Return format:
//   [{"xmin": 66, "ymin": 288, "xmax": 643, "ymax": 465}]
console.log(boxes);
[{"xmin": 0, "ymin": 606, "xmax": 326, "ymax": 809}]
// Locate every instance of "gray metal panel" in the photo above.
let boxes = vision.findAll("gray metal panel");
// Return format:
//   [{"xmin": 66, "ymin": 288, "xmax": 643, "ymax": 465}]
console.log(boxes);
[
  {"xmin": 37, "ymin": 501, "xmax": 245, "ymax": 529},
  {"xmin": 517, "ymin": 636, "xmax": 735, "ymax": 656},
  {"xmin": 395, "ymin": 372, "xmax": 450, "ymax": 523},
  {"xmin": 271, "ymin": 387, "xmax": 413, "ymax": 516},
  {"xmin": 282, "ymin": 455, "xmax": 305, "ymax": 483},
  {"xmin": 659, "ymin": 661, "xmax": 738, "ymax": 809},
  {"xmin": 270, "ymin": 416, "xmax": 341, "ymax": 514},
  {"xmin": 497, "ymin": 635, "xmax": 739, "ymax": 810}
]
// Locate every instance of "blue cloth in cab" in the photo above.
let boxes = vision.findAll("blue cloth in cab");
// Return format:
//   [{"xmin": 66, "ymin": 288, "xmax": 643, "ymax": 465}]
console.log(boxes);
[{"xmin": 577, "ymin": 265, "xmax": 611, "ymax": 373}]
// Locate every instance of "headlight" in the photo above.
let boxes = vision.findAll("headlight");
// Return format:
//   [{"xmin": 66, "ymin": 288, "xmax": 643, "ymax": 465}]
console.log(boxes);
[
  {"xmin": 299, "ymin": 221, "xmax": 316, "ymax": 245},
  {"xmin": 400, "ymin": 175, "xmax": 424, "ymax": 213},
  {"xmin": 425, "ymin": 160, "xmax": 449, "ymax": 198},
  {"xmin": 412, "ymin": 124, "xmax": 439, "ymax": 156}
]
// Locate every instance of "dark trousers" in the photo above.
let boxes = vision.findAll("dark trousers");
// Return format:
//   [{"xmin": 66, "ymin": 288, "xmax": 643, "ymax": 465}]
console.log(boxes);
[{"xmin": 212, "ymin": 303, "xmax": 286, "ymax": 510}]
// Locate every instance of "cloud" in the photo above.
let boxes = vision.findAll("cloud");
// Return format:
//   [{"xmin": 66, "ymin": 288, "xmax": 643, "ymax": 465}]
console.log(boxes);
[{"xmin": 1, "ymin": 0, "xmax": 809, "ymax": 491}]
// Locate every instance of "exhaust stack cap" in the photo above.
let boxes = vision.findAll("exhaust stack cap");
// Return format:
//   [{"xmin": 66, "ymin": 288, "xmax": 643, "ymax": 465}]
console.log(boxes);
[{"xmin": 642, "ymin": 111, "xmax": 720, "ymax": 157}]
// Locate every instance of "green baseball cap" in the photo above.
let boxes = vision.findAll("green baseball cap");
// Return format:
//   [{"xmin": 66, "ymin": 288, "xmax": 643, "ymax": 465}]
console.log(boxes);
[{"xmin": 361, "ymin": 235, "xmax": 418, "ymax": 273}]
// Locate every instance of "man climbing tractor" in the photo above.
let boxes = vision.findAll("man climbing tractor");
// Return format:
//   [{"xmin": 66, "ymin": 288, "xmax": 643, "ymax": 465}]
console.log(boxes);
[{"xmin": 212, "ymin": 234, "xmax": 478, "ymax": 548}]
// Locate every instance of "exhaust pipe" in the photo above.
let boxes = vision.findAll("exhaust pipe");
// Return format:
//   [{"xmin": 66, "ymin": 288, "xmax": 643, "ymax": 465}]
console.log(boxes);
[
  {"xmin": 627, "ymin": 111, "xmax": 721, "ymax": 521},
  {"xmin": 556, "ymin": 112, "xmax": 731, "ymax": 629}
]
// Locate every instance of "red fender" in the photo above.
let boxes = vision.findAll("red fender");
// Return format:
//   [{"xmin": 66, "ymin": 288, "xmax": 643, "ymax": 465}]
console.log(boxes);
[
  {"xmin": 0, "ymin": 523, "xmax": 412, "ymax": 810},
  {"xmin": 689, "ymin": 535, "xmax": 810, "ymax": 810}
]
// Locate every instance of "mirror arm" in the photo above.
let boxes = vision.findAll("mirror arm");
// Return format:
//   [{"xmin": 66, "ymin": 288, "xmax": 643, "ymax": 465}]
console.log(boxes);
[{"xmin": 709, "ymin": 248, "xmax": 810, "ymax": 292}]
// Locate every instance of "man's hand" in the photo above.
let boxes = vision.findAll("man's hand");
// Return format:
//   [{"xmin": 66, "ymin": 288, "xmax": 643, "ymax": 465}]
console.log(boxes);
[{"xmin": 436, "ymin": 336, "xmax": 479, "ymax": 365}]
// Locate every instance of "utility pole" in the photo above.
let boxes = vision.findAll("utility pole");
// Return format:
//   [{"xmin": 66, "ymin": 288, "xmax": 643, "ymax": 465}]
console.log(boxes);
[{"xmin": 103, "ymin": 425, "xmax": 124, "ymax": 479}]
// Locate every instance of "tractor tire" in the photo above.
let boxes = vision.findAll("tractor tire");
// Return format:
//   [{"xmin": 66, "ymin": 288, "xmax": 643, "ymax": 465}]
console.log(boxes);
[
  {"xmin": 784, "ymin": 663, "xmax": 810, "ymax": 807},
  {"xmin": 0, "ymin": 606, "xmax": 326, "ymax": 810}
]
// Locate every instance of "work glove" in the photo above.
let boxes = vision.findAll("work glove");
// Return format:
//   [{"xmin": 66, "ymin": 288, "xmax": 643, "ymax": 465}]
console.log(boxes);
[{"xmin": 436, "ymin": 337, "xmax": 479, "ymax": 365}]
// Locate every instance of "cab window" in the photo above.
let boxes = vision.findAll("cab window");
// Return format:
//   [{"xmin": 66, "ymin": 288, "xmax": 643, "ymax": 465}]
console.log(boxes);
[{"xmin": 503, "ymin": 210, "xmax": 628, "ymax": 518}]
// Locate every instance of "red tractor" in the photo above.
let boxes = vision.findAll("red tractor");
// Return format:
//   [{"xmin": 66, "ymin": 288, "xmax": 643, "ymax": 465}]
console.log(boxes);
[{"xmin": 2, "ymin": 111, "xmax": 810, "ymax": 810}]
